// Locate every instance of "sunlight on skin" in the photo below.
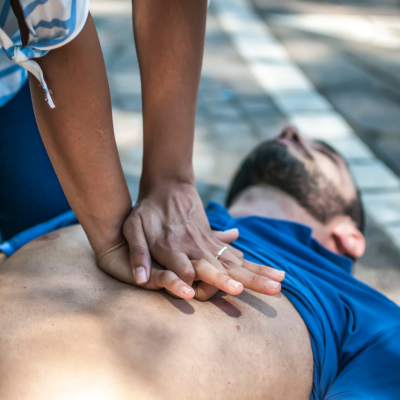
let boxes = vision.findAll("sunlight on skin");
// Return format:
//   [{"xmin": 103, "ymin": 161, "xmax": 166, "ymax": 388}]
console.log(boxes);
[{"xmin": 0, "ymin": 252, "xmax": 7, "ymax": 266}]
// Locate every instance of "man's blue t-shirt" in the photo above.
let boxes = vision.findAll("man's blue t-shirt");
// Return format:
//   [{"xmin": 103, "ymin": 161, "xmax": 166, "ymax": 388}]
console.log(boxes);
[{"xmin": 206, "ymin": 202, "xmax": 400, "ymax": 400}]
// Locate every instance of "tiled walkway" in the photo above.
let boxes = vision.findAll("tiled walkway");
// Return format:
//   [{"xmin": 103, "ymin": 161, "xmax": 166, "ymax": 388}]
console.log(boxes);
[{"xmin": 90, "ymin": 0, "xmax": 400, "ymax": 304}]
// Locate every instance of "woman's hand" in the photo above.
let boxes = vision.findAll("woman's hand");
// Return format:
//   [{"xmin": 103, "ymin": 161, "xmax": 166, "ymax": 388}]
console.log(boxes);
[
  {"xmin": 121, "ymin": 180, "xmax": 285, "ymax": 300},
  {"xmin": 97, "ymin": 229, "xmax": 284, "ymax": 301},
  {"xmin": 97, "ymin": 240, "xmax": 196, "ymax": 299}
]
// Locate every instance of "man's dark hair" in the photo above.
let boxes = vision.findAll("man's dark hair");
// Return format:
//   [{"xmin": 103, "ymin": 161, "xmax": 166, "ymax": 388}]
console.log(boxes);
[{"xmin": 225, "ymin": 140, "xmax": 365, "ymax": 234}]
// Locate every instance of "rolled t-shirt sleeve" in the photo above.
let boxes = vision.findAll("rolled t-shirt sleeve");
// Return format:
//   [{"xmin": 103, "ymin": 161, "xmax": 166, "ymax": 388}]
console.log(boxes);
[{"xmin": 325, "ymin": 327, "xmax": 400, "ymax": 400}]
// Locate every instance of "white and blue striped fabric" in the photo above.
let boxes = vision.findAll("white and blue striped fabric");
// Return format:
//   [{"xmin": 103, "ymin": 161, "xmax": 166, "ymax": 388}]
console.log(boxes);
[{"xmin": 0, "ymin": 0, "xmax": 89, "ymax": 108}]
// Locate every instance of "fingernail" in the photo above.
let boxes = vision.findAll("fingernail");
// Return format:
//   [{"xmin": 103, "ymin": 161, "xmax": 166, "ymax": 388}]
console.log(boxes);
[
  {"xmin": 228, "ymin": 279, "xmax": 243, "ymax": 289},
  {"xmin": 182, "ymin": 287, "xmax": 194, "ymax": 296},
  {"xmin": 267, "ymin": 280, "xmax": 281, "ymax": 290},
  {"xmin": 273, "ymin": 270, "xmax": 285, "ymax": 280},
  {"xmin": 225, "ymin": 228, "xmax": 239, "ymax": 234},
  {"xmin": 135, "ymin": 267, "xmax": 147, "ymax": 284}
]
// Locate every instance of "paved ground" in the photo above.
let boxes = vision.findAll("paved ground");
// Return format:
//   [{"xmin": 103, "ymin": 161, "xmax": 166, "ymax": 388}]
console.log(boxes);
[{"xmin": 90, "ymin": 0, "xmax": 400, "ymax": 304}]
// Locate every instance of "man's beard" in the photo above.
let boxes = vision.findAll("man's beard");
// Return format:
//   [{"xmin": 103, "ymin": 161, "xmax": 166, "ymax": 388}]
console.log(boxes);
[{"xmin": 255, "ymin": 141, "xmax": 350, "ymax": 224}]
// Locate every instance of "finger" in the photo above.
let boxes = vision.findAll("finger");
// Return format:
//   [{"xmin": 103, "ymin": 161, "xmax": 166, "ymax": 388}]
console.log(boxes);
[
  {"xmin": 220, "ymin": 260, "xmax": 282, "ymax": 296},
  {"xmin": 160, "ymin": 251, "xmax": 196, "ymax": 286},
  {"xmin": 225, "ymin": 244, "xmax": 244, "ymax": 260},
  {"xmin": 241, "ymin": 259, "xmax": 285, "ymax": 282},
  {"xmin": 123, "ymin": 213, "xmax": 151, "ymax": 285},
  {"xmin": 146, "ymin": 268, "xmax": 195, "ymax": 299},
  {"xmin": 213, "ymin": 228, "xmax": 239, "ymax": 244},
  {"xmin": 216, "ymin": 249, "xmax": 285, "ymax": 283},
  {"xmin": 211, "ymin": 238, "xmax": 244, "ymax": 260},
  {"xmin": 192, "ymin": 259, "xmax": 243, "ymax": 297},
  {"xmin": 195, "ymin": 282, "xmax": 219, "ymax": 302}
]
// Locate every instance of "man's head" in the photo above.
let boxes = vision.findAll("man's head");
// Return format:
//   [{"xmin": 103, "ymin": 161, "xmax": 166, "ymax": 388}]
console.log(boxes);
[{"xmin": 227, "ymin": 126, "xmax": 365, "ymax": 259}]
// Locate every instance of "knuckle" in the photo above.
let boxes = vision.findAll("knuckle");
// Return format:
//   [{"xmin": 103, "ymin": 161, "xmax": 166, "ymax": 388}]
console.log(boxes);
[
  {"xmin": 170, "ymin": 277, "xmax": 183, "ymax": 288},
  {"xmin": 179, "ymin": 266, "xmax": 196, "ymax": 281},
  {"xmin": 123, "ymin": 217, "xmax": 137, "ymax": 234},
  {"xmin": 130, "ymin": 245, "xmax": 147, "ymax": 257},
  {"xmin": 199, "ymin": 258, "xmax": 210, "ymax": 266},
  {"xmin": 256, "ymin": 264, "xmax": 265, "ymax": 274},
  {"xmin": 159, "ymin": 271, "xmax": 174, "ymax": 287},
  {"xmin": 122, "ymin": 222, "xmax": 130, "ymax": 235},
  {"xmin": 221, "ymin": 260, "xmax": 237, "ymax": 270},
  {"xmin": 236, "ymin": 250, "xmax": 244, "ymax": 259},
  {"xmin": 216, "ymin": 271, "xmax": 228, "ymax": 281},
  {"xmin": 250, "ymin": 274, "xmax": 262, "ymax": 285},
  {"xmin": 192, "ymin": 259, "xmax": 206, "ymax": 268}
]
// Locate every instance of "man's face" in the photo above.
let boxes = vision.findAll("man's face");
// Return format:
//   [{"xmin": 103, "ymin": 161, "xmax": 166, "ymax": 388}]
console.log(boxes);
[{"xmin": 259, "ymin": 127, "xmax": 358, "ymax": 224}]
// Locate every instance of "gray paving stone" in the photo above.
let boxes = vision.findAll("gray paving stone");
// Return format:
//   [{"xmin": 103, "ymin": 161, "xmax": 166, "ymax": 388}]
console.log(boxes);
[
  {"xmin": 289, "ymin": 111, "xmax": 353, "ymax": 139},
  {"xmin": 251, "ymin": 0, "xmax": 400, "ymax": 14},
  {"xmin": 357, "ymin": 217, "xmax": 400, "ymax": 269},
  {"xmin": 387, "ymin": 226, "xmax": 400, "ymax": 248},
  {"xmin": 321, "ymin": 0, "xmax": 400, "ymax": 12},
  {"xmin": 350, "ymin": 161, "xmax": 400, "ymax": 190},
  {"xmin": 252, "ymin": 116, "xmax": 288, "ymax": 140},
  {"xmin": 196, "ymin": 181, "xmax": 228, "ymax": 206},
  {"xmin": 327, "ymin": 86, "xmax": 400, "ymax": 136},
  {"xmin": 325, "ymin": 136, "xmax": 375, "ymax": 160},
  {"xmin": 265, "ymin": 25, "xmax": 378, "ymax": 89},
  {"xmin": 198, "ymin": 88, "xmax": 225, "ymax": 104},
  {"xmin": 353, "ymin": 215, "xmax": 400, "ymax": 304},
  {"xmin": 373, "ymin": 137, "xmax": 400, "ymax": 176},
  {"xmin": 237, "ymin": 94, "xmax": 282, "ymax": 118},
  {"xmin": 213, "ymin": 121, "xmax": 253, "ymax": 137},
  {"xmin": 362, "ymin": 191, "xmax": 400, "ymax": 225},
  {"xmin": 206, "ymin": 103, "xmax": 242, "ymax": 119},
  {"xmin": 199, "ymin": 76, "xmax": 221, "ymax": 90},
  {"xmin": 111, "ymin": 72, "xmax": 141, "ymax": 94},
  {"xmin": 273, "ymin": 90, "xmax": 332, "ymax": 113}
]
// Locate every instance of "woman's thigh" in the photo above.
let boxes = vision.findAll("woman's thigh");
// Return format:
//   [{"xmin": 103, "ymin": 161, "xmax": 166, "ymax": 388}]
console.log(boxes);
[{"xmin": 0, "ymin": 82, "xmax": 70, "ymax": 242}]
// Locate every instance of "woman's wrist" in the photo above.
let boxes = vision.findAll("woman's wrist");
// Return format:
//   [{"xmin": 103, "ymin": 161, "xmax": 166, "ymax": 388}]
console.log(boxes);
[
  {"xmin": 79, "ymin": 201, "xmax": 132, "ymax": 257},
  {"xmin": 139, "ymin": 165, "xmax": 196, "ymax": 195}
]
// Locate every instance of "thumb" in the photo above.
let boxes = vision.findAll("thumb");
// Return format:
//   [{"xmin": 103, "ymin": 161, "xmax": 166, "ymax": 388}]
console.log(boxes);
[
  {"xmin": 213, "ymin": 228, "xmax": 239, "ymax": 244},
  {"xmin": 123, "ymin": 213, "xmax": 151, "ymax": 285}
]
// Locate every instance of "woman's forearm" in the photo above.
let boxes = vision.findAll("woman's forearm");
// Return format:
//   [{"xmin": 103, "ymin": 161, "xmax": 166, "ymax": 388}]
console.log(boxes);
[
  {"xmin": 132, "ymin": 0, "xmax": 208, "ymax": 189},
  {"xmin": 28, "ymin": 15, "xmax": 132, "ymax": 255}
]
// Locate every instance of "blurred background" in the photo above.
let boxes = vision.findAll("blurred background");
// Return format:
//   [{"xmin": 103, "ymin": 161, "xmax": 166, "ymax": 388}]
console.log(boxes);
[{"xmin": 89, "ymin": 0, "xmax": 400, "ymax": 304}]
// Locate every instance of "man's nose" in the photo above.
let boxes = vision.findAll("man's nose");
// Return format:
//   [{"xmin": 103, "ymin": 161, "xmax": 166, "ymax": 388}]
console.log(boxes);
[
  {"xmin": 278, "ymin": 126, "xmax": 313, "ymax": 159},
  {"xmin": 278, "ymin": 126, "xmax": 304, "ymax": 144}
]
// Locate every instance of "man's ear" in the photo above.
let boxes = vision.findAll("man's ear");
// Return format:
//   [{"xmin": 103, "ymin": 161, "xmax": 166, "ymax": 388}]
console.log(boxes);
[{"xmin": 332, "ymin": 220, "xmax": 365, "ymax": 259}]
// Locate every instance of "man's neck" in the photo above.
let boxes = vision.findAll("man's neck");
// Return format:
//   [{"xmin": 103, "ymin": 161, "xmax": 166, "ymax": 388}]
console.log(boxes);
[{"xmin": 228, "ymin": 185, "xmax": 328, "ymax": 242}]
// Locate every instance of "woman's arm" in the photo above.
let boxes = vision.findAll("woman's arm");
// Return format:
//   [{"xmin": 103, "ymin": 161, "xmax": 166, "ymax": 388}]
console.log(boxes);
[
  {"xmin": 9, "ymin": 0, "xmax": 133, "ymax": 255},
  {"xmin": 125, "ymin": 0, "xmax": 208, "ymax": 284},
  {"xmin": 25, "ymin": 14, "xmax": 133, "ymax": 256},
  {"xmin": 124, "ymin": 0, "xmax": 284, "ymax": 299}
]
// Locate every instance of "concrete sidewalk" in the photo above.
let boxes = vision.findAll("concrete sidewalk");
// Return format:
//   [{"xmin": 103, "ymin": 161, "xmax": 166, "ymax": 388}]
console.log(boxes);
[{"xmin": 90, "ymin": 0, "xmax": 400, "ymax": 304}]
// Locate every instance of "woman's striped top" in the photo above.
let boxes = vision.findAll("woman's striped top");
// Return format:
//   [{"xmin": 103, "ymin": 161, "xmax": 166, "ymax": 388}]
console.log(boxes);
[{"xmin": 0, "ymin": 0, "xmax": 89, "ymax": 108}]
